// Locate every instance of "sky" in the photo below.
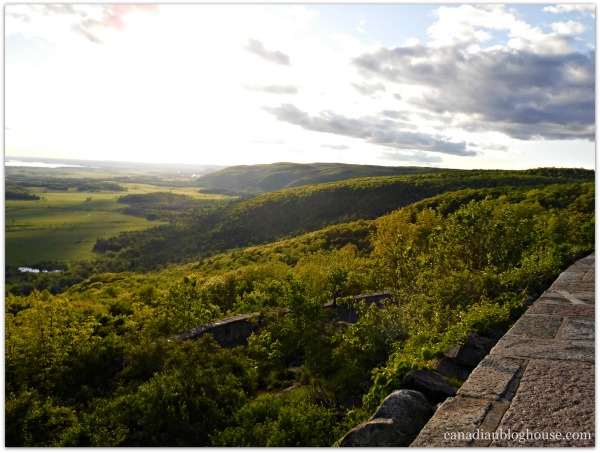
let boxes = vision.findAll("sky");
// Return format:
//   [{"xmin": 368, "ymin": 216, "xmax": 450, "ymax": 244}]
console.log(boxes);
[{"xmin": 4, "ymin": 3, "xmax": 596, "ymax": 169}]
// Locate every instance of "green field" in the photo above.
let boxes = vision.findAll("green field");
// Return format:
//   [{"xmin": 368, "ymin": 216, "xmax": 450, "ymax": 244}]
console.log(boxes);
[
  {"xmin": 4, "ymin": 167, "xmax": 234, "ymax": 266},
  {"xmin": 5, "ymin": 191, "xmax": 165, "ymax": 265}
]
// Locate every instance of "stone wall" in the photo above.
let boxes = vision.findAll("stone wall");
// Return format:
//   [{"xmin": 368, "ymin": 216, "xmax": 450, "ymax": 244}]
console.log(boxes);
[
  {"xmin": 178, "ymin": 291, "xmax": 393, "ymax": 348},
  {"xmin": 411, "ymin": 253, "xmax": 595, "ymax": 447},
  {"xmin": 335, "ymin": 253, "xmax": 595, "ymax": 448},
  {"xmin": 176, "ymin": 313, "xmax": 262, "ymax": 348}
]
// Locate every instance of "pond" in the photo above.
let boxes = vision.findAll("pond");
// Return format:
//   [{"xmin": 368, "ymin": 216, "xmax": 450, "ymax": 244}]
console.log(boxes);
[{"xmin": 18, "ymin": 267, "xmax": 63, "ymax": 273}]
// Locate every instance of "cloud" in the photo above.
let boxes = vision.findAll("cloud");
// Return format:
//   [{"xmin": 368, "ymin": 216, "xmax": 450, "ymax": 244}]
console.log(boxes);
[
  {"xmin": 543, "ymin": 4, "xmax": 595, "ymax": 17},
  {"xmin": 322, "ymin": 144, "xmax": 350, "ymax": 150},
  {"xmin": 6, "ymin": 4, "xmax": 158, "ymax": 44},
  {"xmin": 41, "ymin": 4, "xmax": 78, "ymax": 16},
  {"xmin": 480, "ymin": 143, "xmax": 509, "ymax": 152},
  {"xmin": 357, "ymin": 19, "xmax": 366, "ymax": 34},
  {"xmin": 73, "ymin": 5, "xmax": 158, "ymax": 43},
  {"xmin": 353, "ymin": 7, "xmax": 595, "ymax": 142},
  {"xmin": 380, "ymin": 150, "xmax": 444, "ymax": 164},
  {"xmin": 381, "ymin": 110, "xmax": 411, "ymax": 121},
  {"xmin": 551, "ymin": 20, "xmax": 587, "ymax": 35},
  {"xmin": 352, "ymin": 81, "xmax": 386, "ymax": 96},
  {"xmin": 244, "ymin": 38, "xmax": 291, "ymax": 65},
  {"xmin": 264, "ymin": 104, "xmax": 474, "ymax": 156},
  {"xmin": 356, "ymin": 46, "xmax": 595, "ymax": 140},
  {"xmin": 244, "ymin": 84, "xmax": 299, "ymax": 95},
  {"xmin": 72, "ymin": 22, "xmax": 104, "ymax": 44}
]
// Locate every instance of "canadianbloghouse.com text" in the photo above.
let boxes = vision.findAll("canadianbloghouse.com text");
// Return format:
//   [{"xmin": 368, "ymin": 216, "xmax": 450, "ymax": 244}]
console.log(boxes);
[{"xmin": 443, "ymin": 428, "xmax": 593, "ymax": 444}]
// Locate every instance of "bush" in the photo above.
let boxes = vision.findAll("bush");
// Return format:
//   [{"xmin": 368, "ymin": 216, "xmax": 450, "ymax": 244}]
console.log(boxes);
[{"xmin": 210, "ymin": 390, "xmax": 344, "ymax": 447}]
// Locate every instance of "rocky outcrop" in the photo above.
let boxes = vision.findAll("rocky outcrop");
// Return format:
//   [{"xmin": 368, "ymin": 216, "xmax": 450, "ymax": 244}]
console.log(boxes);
[
  {"xmin": 443, "ymin": 334, "xmax": 497, "ymax": 369},
  {"xmin": 176, "ymin": 313, "xmax": 262, "ymax": 348},
  {"xmin": 337, "ymin": 325, "xmax": 505, "ymax": 447},
  {"xmin": 176, "ymin": 292, "xmax": 393, "ymax": 348},
  {"xmin": 435, "ymin": 357, "xmax": 471, "ymax": 381},
  {"xmin": 398, "ymin": 370, "xmax": 458, "ymax": 405},
  {"xmin": 338, "ymin": 390, "xmax": 430, "ymax": 447},
  {"xmin": 433, "ymin": 333, "xmax": 501, "ymax": 384}
]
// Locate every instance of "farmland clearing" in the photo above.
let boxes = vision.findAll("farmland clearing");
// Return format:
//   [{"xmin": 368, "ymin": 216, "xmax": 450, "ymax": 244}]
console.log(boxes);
[{"xmin": 5, "ymin": 160, "xmax": 231, "ymax": 266}]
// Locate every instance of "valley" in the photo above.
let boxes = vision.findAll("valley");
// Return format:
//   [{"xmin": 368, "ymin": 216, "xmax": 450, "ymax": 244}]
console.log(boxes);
[{"xmin": 4, "ymin": 159, "xmax": 595, "ymax": 447}]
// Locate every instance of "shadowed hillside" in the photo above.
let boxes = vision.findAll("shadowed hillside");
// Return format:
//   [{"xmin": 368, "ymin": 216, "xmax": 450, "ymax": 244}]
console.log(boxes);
[
  {"xmin": 195, "ymin": 162, "xmax": 442, "ymax": 195},
  {"xmin": 92, "ymin": 167, "xmax": 594, "ymax": 270}
]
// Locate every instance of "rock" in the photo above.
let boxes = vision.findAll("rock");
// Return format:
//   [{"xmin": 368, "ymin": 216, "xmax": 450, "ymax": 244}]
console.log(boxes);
[
  {"xmin": 464, "ymin": 333, "xmax": 497, "ymax": 352},
  {"xmin": 338, "ymin": 390, "xmax": 430, "ymax": 447},
  {"xmin": 444, "ymin": 344, "xmax": 484, "ymax": 369},
  {"xmin": 371, "ymin": 389, "xmax": 430, "ymax": 431},
  {"xmin": 399, "ymin": 370, "xmax": 458, "ymax": 404},
  {"xmin": 444, "ymin": 334, "xmax": 497, "ymax": 369},
  {"xmin": 435, "ymin": 357, "xmax": 471, "ymax": 382},
  {"xmin": 483, "ymin": 328, "xmax": 505, "ymax": 340},
  {"xmin": 338, "ymin": 418, "xmax": 414, "ymax": 447}
]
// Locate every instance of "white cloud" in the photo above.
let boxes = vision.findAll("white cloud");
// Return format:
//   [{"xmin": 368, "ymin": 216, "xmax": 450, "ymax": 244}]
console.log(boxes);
[
  {"xmin": 353, "ymin": 4, "xmax": 595, "ymax": 145},
  {"xmin": 244, "ymin": 38, "xmax": 291, "ymax": 65},
  {"xmin": 264, "ymin": 104, "xmax": 474, "ymax": 156},
  {"xmin": 543, "ymin": 4, "xmax": 595, "ymax": 17},
  {"xmin": 5, "ymin": 4, "xmax": 158, "ymax": 45},
  {"xmin": 425, "ymin": 4, "xmax": 579, "ymax": 55},
  {"xmin": 4, "ymin": 4, "xmax": 595, "ymax": 169},
  {"xmin": 551, "ymin": 20, "xmax": 587, "ymax": 35}
]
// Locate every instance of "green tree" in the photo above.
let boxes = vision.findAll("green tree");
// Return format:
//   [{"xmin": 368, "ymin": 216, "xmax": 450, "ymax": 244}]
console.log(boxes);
[
  {"xmin": 210, "ymin": 390, "xmax": 343, "ymax": 447},
  {"xmin": 152, "ymin": 277, "xmax": 222, "ymax": 335},
  {"xmin": 103, "ymin": 336, "xmax": 257, "ymax": 447}
]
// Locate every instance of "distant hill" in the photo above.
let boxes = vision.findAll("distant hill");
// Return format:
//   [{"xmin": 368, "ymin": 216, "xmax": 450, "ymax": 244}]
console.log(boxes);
[
  {"xmin": 97, "ymin": 167, "xmax": 595, "ymax": 269},
  {"xmin": 195, "ymin": 162, "xmax": 441, "ymax": 194},
  {"xmin": 215, "ymin": 167, "xmax": 595, "ymax": 248},
  {"xmin": 6, "ymin": 156, "xmax": 224, "ymax": 177}
]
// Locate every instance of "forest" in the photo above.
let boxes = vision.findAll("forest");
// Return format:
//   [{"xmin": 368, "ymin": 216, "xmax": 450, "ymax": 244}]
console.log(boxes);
[{"xmin": 4, "ymin": 162, "xmax": 595, "ymax": 446}]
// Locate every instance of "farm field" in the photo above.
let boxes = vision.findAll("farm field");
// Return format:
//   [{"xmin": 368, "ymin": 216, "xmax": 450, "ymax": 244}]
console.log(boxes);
[
  {"xmin": 5, "ymin": 162, "xmax": 233, "ymax": 266},
  {"xmin": 5, "ymin": 191, "xmax": 165, "ymax": 265}
]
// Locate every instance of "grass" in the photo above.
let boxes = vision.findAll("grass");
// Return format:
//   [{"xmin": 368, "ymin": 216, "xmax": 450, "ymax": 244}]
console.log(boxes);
[
  {"xmin": 119, "ymin": 183, "xmax": 232, "ymax": 200},
  {"xmin": 5, "ymin": 164, "xmax": 234, "ymax": 266},
  {"xmin": 5, "ymin": 192, "xmax": 164, "ymax": 265}
]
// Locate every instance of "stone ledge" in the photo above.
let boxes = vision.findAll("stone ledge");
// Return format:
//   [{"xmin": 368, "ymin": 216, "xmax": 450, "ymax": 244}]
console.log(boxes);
[
  {"xmin": 410, "ymin": 397, "xmax": 493, "ymax": 447},
  {"xmin": 491, "ymin": 359, "xmax": 595, "ymax": 447},
  {"xmin": 410, "ymin": 253, "xmax": 595, "ymax": 447},
  {"xmin": 503, "ymin": 314, "xmax": 563, "ymax": 339},
  {"xmin": 526, "ymin": 302, "xmax": 594, "ymax": 317},
  {"xmin": 456, "ymin": 356, "xmax": 524, "ymax": 401},
  {"xmin": 560, "ymin": 317, "xmax": 594, "ymax": 340},
  {"xmin": 490, "ymin": 337, "xmax": 594, "ymax": 362}
]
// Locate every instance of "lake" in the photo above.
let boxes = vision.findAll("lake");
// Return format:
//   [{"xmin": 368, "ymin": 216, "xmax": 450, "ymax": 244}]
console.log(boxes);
[{"xmin": 5, "ymin": 160, "xmax": 85, "ymax": 168}]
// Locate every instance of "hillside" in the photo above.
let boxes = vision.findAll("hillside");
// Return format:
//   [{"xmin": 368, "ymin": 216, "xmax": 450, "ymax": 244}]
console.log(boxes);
[
  {"xmin": 89, "ymin": 167, "xmax": 594, "ymax": 271},
  {"xmin": 195, "ymin": 162, "xmax": 441, "ymax": 194},
  {"xmin": 5, "ymin": 164, "xmax": 595, "ymax": 447}
]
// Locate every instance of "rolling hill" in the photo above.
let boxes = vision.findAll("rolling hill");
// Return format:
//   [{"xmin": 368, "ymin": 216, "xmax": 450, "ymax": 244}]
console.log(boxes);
[
  {"xmin": 94, "ymin": 167, "xmax": 595, "ymax": 270},
  {"xmin": 195, "ymin": 162, "xmax": 442, "ymax": 194}
]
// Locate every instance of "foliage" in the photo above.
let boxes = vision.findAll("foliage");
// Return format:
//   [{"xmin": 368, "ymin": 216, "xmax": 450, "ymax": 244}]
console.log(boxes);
[
  {"xmin": 90, "ymin": 167, "xmax": 593, "ymax": 271},
  {"xmin": 104, "ymin": 336, "xmax": 257, "ymax": 447},
  {"xmin": 4, "ymin": 164, "xmax": 595, "ymax": 447},
  {"xmin": 361, "ymin": 193, "xmax": 594, "ymax": 412},
  {"xmin": 210, "ymin": 389, "xmax": 344, "ymax": 447},
  {"xmin": 150, "ymin": 277, "xmax": 222, "ymax": 336},
  {"xmin": 196, "ymin": 161, "xmax": 440, "ymax": 195},
  {"xmin": 116, "ymin": 191, "xmax": 227, "ymax": 221},
  {"xmin": 5, "ymin": 187, "xmax": 41, "ymax": 200},
  {"xmin": 5, "ymin": 291, "xmax": 125, "ymax": 398},
  {"xmin": 5, "ymin": 389, "xmax": 80, "ymax": 447}
]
